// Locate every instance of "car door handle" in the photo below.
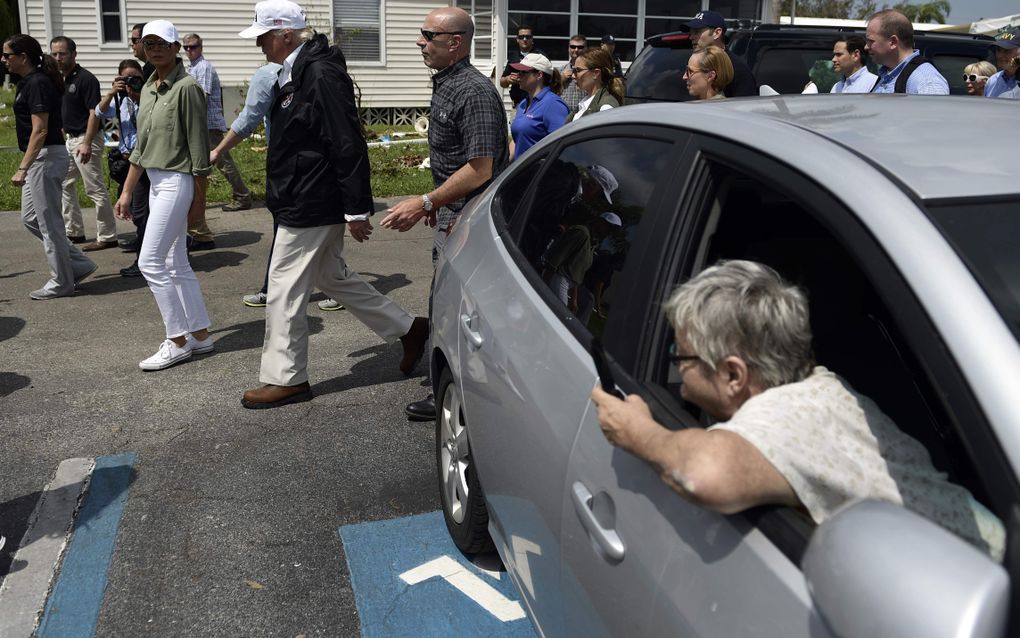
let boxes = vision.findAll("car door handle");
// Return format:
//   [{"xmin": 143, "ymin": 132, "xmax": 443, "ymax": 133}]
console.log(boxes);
[
  {"xmin": 461, "ymin": 313, "xmax": 484, "ymax": 348},
  {"xmin": 571, "ymin": 481, "xmax": 625, "ymax": 562}
]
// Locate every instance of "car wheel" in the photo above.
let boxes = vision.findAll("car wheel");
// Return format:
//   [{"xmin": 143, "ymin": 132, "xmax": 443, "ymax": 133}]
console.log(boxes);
[{"xmin": 436, "ymin": 367, "xmax": 495, "ymax": 554}]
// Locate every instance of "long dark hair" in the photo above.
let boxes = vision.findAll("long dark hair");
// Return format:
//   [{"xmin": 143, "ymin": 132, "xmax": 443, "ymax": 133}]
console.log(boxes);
[{"xmin": 5, "ymin": 34, "xmax": 64, "ymax": 93}]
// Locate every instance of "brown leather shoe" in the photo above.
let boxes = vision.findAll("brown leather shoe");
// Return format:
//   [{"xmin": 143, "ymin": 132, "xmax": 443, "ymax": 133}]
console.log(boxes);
[
  {"xmin": 399, "ymin": 316, "xmax": 429, "ymax": 375},
  {"xmin": 81, "ymin": 239, "xmax": 118, "ymax": 251},
  {"xmin": 241, "ymin": 382, "xmax": 312, "ymax": 409}
]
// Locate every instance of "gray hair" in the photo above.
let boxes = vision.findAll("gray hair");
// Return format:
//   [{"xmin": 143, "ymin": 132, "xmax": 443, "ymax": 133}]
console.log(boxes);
[{"xmin": 663, "ymin": 260, "xmax": 814, "ymax": 388}]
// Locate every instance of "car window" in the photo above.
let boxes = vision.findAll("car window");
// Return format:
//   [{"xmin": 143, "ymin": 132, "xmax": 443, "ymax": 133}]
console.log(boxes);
[
  {"xmin": 753, "ymin": 46, "xmax": 839, "ymax": 94},
  {"xmin": 930, "ymin": 53, "xmax": 988, "ymax": 95},
  {"xmin": 645, "ymin": 152, "xmax": 1002, "ymax": 561},
  {"xmin": 926, "ymin": 199, "xmax": 1020, "ymax": 342},
  {"xmin": 625, "ymin": 44, "xmax": 694, "ymax": 102},
  {"xmin": 491, "ymin": 152, "xmax": 548, "ymax": 227},
  {"xmin": 509, "ymin": 135, "xmax": 674, "ymax": 337}
]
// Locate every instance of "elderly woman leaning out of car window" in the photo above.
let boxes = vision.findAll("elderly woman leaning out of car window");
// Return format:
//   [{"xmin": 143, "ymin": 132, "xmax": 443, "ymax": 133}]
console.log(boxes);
[{"xmin": 591, "ymin": 259, "xmax": 1005, "ymax": 561}]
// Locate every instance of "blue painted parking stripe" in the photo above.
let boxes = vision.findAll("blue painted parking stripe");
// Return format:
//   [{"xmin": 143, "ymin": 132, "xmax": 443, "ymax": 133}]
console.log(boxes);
[
  {"xmin": 36, "ymin": 453, "xmax": 137, "ymax": 638},
  {"xmin": 339, "ymin": 511, "xmax": 536, "ymax": 638}
]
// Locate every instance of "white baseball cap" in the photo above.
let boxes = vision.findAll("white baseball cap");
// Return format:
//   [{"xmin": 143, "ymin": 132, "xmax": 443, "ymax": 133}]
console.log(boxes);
[
  {"xmin": 141, "ymin": 20, "xmax": 180, "ymax": 44},
  {"xmin": 239, "ymin": 0, "xmax": 307, "ymax": 39},
  {"xmin": 600, "ymin": 212, "xmax": 623, "ymax": 227},
  {"xmin": 510, "ymin": 53, "xmax": 554, "ymax": 75}
]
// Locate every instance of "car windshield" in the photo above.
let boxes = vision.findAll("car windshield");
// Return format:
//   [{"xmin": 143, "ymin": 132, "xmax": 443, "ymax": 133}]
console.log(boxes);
[{"xmin": 927, "ymin": 200, "xmax": 1020, "ymax": 341}]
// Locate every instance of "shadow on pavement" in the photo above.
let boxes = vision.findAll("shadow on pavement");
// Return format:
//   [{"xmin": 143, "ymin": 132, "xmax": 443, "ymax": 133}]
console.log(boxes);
[
  {"xmin": 211, "ymin": 316, "xmax": 324, "ymax": 355},
  {"xmin": 75, "ymin": 273, "xmax": 149, "ymax": 296},
  {"xmin": 210, "ymin": 230, "xmax": 264, "ymax": 250},
  {"xmin": 357, "ymin": 272, "xmax": 413, "ymax": 297},
  {"xmin": 0, "ymin": 270, "xmax": 33, "ymax": 280},
  {"xmin": 188, "ymin": 250, "xmax": 249, "ymax": 273},
  {"xmin": 0, "ymin": 316, "xmax": 26, "ymax": 342},
  {"xmin": 0, "ymin": 372, "xmax": 30, "ymax": 398},
  {"xmin": 311, "ymin": 342, "xmax": 413, "ymax": 398}
]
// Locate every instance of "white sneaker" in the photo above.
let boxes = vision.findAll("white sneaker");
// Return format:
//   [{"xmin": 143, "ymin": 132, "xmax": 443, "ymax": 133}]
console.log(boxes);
[
  {"xmin": 318, "ymin": 298, "xmax": 345, "ymax": 311},
  {"xmin": 139, "ymin": 339, "xmax": 192, "ymax": 371},
  {"xmin": 188, "ymin": 334, "xmax": 215, "ymax": 355},
  {"xmin": 242, "ymin": 292, "xmax": 267, "ymax": 307}
]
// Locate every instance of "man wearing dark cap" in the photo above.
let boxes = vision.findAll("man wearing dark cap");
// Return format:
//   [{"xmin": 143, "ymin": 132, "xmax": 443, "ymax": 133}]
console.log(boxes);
[
  {"xmin": 600, "ymin": 34, "xmax": 623, "ymax": 78},
  {"xmin": 686, "ymin": 10, "xmax": 757, "ymax": 97},
  {"xmin": 984, "ymin": 28, "xmax": 1019, "ymax": 98}
]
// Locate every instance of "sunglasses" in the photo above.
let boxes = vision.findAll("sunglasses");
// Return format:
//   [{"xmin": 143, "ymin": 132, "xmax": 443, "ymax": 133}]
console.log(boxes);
[
  {"xmin": 142, "ymin": 40, "xmax": 173, "ymax": 50},
  {"xmin": 517, "ymin": 34, "xmax": 533, "ymax": 40},
  {"xmin": 963, "ymin": 74, "xmax": 988, "ymax": 82},
  {"xmin": 569, "ymin": 44, "xmax": 585, "ymax": 49},
  {"xmin": 182, "ymin": 44, "xmax": 201, "ymax": 50},
  {"xmin": 420, "ymin": 29, "xmax": 464, "ymax": 42},
  {"xmin": 1, "ymin": 51, "xmax": 21, "ymax": 59}
]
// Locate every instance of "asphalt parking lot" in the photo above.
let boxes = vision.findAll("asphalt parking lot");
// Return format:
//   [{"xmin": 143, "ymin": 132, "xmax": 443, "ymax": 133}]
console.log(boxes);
[{"xmin": 0, "ymin": 200, "xmax": 532, "ymax": 636}]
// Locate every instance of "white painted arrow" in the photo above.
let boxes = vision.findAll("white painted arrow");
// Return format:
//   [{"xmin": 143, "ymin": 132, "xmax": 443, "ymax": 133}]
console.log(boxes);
[{"xmin": 399, "ymin": 555, "xmax": 526, "ymax": 622}]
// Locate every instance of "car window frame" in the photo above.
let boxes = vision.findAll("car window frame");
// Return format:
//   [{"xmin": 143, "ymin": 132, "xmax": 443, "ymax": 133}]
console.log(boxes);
[{"xmin": 630, "ymin": 133, "xmax": 1019, "ymax": 564}]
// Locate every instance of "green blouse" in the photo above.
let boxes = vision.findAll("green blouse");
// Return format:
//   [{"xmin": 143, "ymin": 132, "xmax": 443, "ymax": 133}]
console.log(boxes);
[{"xmin": 129, "ymin": 62, "xmax": 212, "ymax": 177}]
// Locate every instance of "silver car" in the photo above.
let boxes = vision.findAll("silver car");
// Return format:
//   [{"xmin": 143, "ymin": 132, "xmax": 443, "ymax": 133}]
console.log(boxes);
[{"xmin": 430, "ymin": 96, "xmax": 1020, "ymax": 637}]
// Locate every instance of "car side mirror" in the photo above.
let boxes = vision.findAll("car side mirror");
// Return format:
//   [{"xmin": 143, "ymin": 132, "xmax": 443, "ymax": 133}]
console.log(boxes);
[{"xmin": 803, "ymin": 500, "xmax": 1008, "ymax": 638}]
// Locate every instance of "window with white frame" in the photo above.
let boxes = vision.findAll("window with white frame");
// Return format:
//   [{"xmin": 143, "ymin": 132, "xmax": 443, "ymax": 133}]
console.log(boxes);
[
  {"xmin": 334, "ymin": 0, "xmax": 383, "ymax": 63},
  {"xmin": 456, "ymin": 0, "xmax": 493, "ymax": 63},
  {"xmin": 97, "ymin": 0, "xmax": 125, "ymax": 44}
]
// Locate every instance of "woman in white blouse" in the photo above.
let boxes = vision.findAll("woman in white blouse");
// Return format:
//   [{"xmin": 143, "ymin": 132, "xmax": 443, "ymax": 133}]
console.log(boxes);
[{"xmin": 567, "ymin": 47, "xmax": 624, "ymax": 122}]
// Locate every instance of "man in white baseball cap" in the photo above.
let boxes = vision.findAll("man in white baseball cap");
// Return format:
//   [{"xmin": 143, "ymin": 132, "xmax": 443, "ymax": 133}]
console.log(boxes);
[
  {"xmin": 239, "ymin": 0, "xmax": 306, "ymax": 39},
  {"xmin": 237, "ymin": 0, "xmax": 428, "ymax": 409}
]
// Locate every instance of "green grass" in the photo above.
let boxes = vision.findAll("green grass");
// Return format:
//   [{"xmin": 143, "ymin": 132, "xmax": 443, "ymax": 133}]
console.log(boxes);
[{"xmin": 0, "ymin": 89, "xmax": 432, "ymax": 210}]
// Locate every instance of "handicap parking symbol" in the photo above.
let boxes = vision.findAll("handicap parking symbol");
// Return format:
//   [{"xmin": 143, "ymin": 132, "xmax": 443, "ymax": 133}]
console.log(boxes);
[{"xmin": 339, "ymin": 511, "xmax": 537, "ymax": 637}]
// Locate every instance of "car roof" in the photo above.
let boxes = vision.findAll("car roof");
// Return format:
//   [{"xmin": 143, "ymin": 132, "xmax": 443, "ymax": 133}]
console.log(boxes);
[{"xmin": 608, "ymin": 96, "xmax": 1019, "ymax": 202}]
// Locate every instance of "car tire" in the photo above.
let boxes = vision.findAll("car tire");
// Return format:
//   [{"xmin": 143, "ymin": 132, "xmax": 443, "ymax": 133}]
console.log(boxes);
[{"xmin": 436, "ymin": 367, "xmax": 495, "ymax": 554}]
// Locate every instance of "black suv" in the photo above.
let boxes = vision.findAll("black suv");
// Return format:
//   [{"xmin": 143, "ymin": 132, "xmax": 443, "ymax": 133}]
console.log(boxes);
[{"xmin": 625, "ymin": 24, "xmax": 996, "ymax": 103}]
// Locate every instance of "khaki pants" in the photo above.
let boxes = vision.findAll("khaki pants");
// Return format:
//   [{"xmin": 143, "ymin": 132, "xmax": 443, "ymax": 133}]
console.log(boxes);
[
  {"xmin": 209, "ymin": 129, "xmax": 249, "ymax": 201},
  {"xmin": 62, "ymin": 134, "xmax": 117, "ymax": 242},
  {"xmin": 260, "ymin": 224, "xmax": 413, "ymax": 386}
]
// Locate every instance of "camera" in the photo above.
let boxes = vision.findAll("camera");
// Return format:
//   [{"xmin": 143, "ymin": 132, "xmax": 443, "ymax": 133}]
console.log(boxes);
[{"xmin": 115, "ymin": 75, "xmax": 145, "ymax": 95}]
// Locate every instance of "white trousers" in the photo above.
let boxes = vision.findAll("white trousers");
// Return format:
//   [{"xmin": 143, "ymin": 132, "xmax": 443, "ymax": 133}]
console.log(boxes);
[
  {"xmin": 62, "ymin": 134, "xmax": 117, "ymax": 241},
  {"xmin": 139, "ymin": 169, "xmax": 210, "ymax": 339},
  {"xmin": 260, "ymin": 223, "xmax": 414, "ymax": 386},
  {"xmin": 21, "ymin": 146, "xmax": 96, "ymax": 295}
]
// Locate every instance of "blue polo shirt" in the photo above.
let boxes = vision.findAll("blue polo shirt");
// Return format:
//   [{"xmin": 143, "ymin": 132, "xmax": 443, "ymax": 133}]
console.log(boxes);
[
  {"xmin": 984, "ymin": 70, "xmax": 1018, "ymax": 98},
  {"xmin": 510, "ymin": 86, "xmax": 568, "ymax": 161}
]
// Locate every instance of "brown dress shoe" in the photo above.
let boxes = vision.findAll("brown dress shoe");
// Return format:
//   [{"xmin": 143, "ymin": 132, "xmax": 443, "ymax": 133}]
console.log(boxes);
[
  {"xmin": 399, "ymin": 316, "xmax": 429, "ymax": 375},
  {"xmin": 241, "ymin": 382, "xmax": 312, "ymax": 409},
  {"xmin": 81, "ymin": 239, "xmax": 118, "ymax": 251}
]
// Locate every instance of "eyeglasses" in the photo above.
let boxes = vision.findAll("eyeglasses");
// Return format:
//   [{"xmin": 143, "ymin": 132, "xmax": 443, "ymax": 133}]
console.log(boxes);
[
  {"xmin": 420, "ymin": 29, "xmax": 464, "ymax": 41},
  {"xmin": 517, "ymin": 34, "xmax": 533, "ymax": 40},
  {"xmin": 685, "ymin": 67, "xmax": 706, "ymax": 76},
  {"xmin": 963, "ymin": 74, "xmax": 988, "ymax": 82},
  {"xmin": 142, "ymin": 40, "xmax": 173, "ymax": 50},
  {"xmin": 569, "ymin": 44, "xmax": 585, "ymax": 50},
  {"xmin": 0, "ymin": 51, "xmax": 20, "ymax": 59},
  {"xmin": 571, "ymin": 66, "xmax": 591, "ymax": 74},
  {"xmin": 182, "ymin": 44, "xmax": 201, "ymax": 50},
  {"xmin": 668, "ymin": 343, "xmax": 701, "ymax": 366}
]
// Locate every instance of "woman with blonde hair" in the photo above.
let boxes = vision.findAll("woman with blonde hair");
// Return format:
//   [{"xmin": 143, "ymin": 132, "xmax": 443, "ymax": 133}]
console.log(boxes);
[
  {"xmin": 684, "ymin": 45, "xmax": 733, "ymax": 101},
  {"xmin": 963, "ymin": 60, "xmax": 996, "ymax": 96},
  {"xmin": 568, "ymin": 47, "xmax": 625, "ymax": 122}
]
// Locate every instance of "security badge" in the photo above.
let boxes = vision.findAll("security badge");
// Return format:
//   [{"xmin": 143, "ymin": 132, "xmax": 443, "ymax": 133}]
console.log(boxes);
[
  {"xmin": 68, "ymin": 84, "xmax": 77, "ymax": 94},
  {"xmin": 281, "ymin": 93, "xmax": 293, "ymax": 108}
]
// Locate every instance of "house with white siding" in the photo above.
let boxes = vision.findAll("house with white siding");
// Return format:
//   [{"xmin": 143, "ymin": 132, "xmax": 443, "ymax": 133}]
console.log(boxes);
[{"xmin": 17, "ymin": 0, "xmax": 766, "ymax": 124}]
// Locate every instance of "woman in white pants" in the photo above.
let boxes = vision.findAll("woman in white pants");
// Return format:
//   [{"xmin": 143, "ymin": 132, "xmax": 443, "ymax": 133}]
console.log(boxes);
[
  {"xmin": 4, "ymin": 34, "xmax": 97, "ymax": 300},
  {"xmin": 114, "ymin": 20, "xmax": 213, "ymax": 371}
]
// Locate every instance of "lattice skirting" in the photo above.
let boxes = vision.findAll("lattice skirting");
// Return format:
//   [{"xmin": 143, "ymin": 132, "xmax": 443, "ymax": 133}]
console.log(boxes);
[{"xmin": 360, "ymin": 107, "xmax": 430, "ymax": 126}]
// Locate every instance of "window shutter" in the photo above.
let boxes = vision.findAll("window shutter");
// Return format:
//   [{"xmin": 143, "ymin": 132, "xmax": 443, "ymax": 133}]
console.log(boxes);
[{"xmin": 334, "ymin": 0, "xmax": 382, "ymax": 62}]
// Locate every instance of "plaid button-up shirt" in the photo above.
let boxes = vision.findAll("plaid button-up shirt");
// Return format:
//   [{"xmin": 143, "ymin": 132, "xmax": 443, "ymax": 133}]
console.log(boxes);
[{"xmin": 429, "ymin": 57, "xmax": 509, "ymax": 220}]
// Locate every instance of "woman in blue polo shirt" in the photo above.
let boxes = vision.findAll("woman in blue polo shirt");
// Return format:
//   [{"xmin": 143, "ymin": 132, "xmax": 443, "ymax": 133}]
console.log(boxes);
[{"xmin": 510, "ymin": 53, "xmax": 568, "ymax": 161}]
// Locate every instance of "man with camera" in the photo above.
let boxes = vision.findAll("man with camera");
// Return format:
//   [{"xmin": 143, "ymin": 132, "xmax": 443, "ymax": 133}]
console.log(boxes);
[{"xmin": 95, "ymin": 59, "xmax": 148, "ymax": 277}]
